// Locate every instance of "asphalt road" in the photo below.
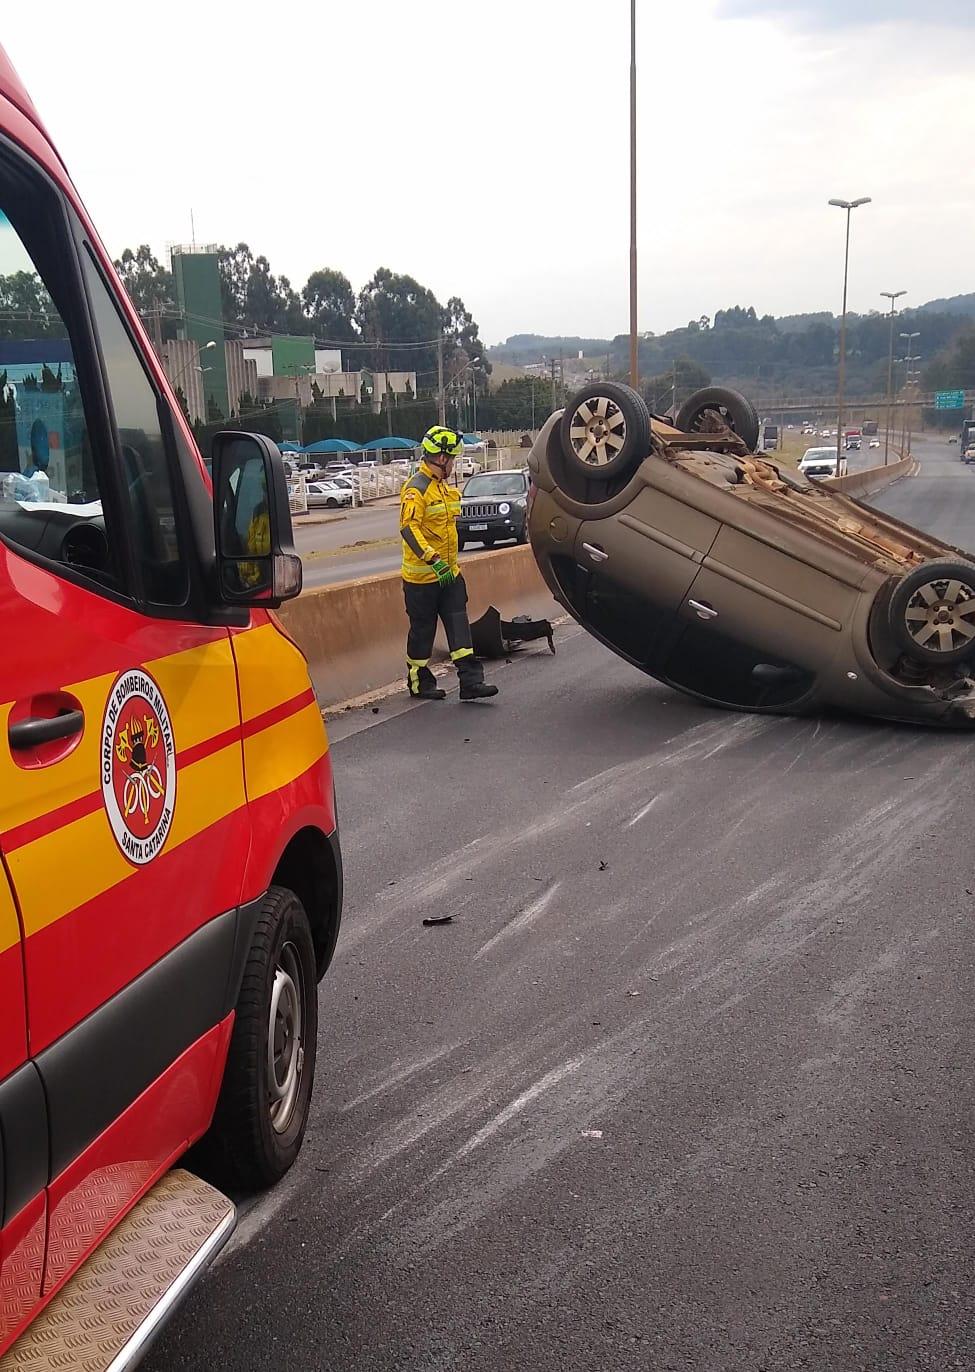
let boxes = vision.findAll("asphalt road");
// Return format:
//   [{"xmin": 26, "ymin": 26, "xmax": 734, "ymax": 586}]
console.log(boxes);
[
  {"xmin": 148, "ymin": 522, "xmax": 975, "ymax": 1372},
  {"xmin": 869, "ymin": 434, "xmax": 975, "ymax": 553}
]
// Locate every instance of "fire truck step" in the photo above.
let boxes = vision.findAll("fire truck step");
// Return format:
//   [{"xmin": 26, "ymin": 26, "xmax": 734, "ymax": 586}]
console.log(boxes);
[{"xmin": 1, "ymin": 1169, "xmax": 235, "ymax": 1371}]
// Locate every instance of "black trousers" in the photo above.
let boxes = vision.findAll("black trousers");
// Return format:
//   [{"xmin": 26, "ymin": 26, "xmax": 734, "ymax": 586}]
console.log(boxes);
[{"xmin": 403, "ymin": 576, "xmax": 483, "ymax": 692}]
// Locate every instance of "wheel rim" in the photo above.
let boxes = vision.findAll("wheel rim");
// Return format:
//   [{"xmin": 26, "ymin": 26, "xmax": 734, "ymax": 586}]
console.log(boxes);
[
  {"xmin": 904, "ymin": 577, "xmax": 975, "ymax": 654},
  {"xmin": 267, "ymin": 942, "xmax": 305, "ymax": 1134},
  {"xmin": 568, "ymin": 395, "xmax": 627, "ymax": 467}
]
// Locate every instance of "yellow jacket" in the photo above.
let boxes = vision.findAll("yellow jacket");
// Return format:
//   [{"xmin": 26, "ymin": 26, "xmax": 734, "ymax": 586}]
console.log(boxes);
[{"xmin": 400, "ymin": 462, "xmax": 462, "ymax": 584}]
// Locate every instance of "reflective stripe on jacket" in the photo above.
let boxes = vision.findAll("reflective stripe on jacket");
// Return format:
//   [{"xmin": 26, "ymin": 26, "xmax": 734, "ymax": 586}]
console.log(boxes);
[{"xmin": 400, "ymin": 461, "xmax": 462, "ymax": 584}]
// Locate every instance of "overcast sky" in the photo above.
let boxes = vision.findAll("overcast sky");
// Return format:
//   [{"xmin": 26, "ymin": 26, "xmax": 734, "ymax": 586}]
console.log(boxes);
[{"xmin": 3, "ymin": 0, "xmax": 974, "ymax": 344}]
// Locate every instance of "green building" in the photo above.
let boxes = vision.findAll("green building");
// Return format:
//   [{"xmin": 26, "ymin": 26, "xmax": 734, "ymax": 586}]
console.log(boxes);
[{"xmin": 172, "ymin": 248, "xmax": 229, "ymax": 422}]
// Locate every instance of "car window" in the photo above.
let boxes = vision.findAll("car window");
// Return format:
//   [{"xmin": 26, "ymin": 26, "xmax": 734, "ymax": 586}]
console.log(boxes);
[
  {"xmin": 79, "ymin": 249, "xmax": 188, "ymax": 607},
  {"xmin": 0, "ymin": 187, "xmax": 117, "ymax": 587},
  {"xmin": 464, "ymin": 474, "xmax": 526, "ymax": 497}
]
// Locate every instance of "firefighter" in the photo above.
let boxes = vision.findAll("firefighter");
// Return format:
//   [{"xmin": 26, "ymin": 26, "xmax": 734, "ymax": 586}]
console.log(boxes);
[{"xmin": 400, "ymin": 426, "xmax": 498, "ymax": 701}]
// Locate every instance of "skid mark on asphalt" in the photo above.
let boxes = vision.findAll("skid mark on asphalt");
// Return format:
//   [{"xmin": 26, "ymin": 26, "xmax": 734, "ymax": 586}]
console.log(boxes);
[
  {"xmin": 448, "ymin": 1056, "xmax": 584, "ymax": 1163},
  {"xmin": 473, "ymin": 881, "xmax": 561, "ymax": 960},
  {"xmin": 341, "ymin": 1044, "xmax": 460, "ymax": 1112}
]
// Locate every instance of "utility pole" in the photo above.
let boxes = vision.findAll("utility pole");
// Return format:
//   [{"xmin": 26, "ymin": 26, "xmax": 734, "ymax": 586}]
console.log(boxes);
[
  {"xmin": 881, "ymin": 290, "xmax": 906, "ymax": 466},
  {"xmin": 149, "ymin": 303, "xmax": 163, "ymax": 358},
  {"xmin": 828, "ymin": 197, "xmax": 871, "ymax": 474},
  {"xmin": 671, "ymin": 359, "xmax": 678, "ymax": 419},
  {"xmin": 530, "ymin": 375, "xmax": 536, "ymax": 433},
  {"xmin": 550, "ymin": 357, "xmax": 558, "ymax": 415},
  {"xmin": 628, "ymin": 0, "xmax": 638, "ymax": 389},
  {"xmin": 437, "ymin": 335, "xmax": 446, "ymax": 425}
]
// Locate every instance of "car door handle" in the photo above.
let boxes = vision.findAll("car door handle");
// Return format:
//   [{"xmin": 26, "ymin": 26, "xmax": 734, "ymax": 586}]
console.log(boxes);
[
  {"xmin": 582, "ymin": 543, "xmax": 609, "ymax": 563},
  {"xmin": 688, "ymin": 600, "xmax": 719, "ymax": 621},
  {"xmin": 8, "ymin": 709, "xmax": 85, "ymax": 751}
]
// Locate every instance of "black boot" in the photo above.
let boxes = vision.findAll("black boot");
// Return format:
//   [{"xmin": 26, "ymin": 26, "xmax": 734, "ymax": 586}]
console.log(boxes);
[
  {"xmin": 460, "ymin": 681, "xmax": 499, "ymax": 700},
  {"xmin": 408, "ymin": 665, "xmax": 446, "ymax": 700},
  {"xmin": 458, "ymin": 658, "xmax": 498, "ymax": 701}
]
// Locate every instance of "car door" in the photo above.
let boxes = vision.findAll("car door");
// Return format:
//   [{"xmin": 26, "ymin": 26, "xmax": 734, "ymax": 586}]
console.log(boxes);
[
  {"xmin": 0, "ymin": 135, "xmax": 248, "ymax": 1292},
  {"xmin": 0, "ymin": 863, "xmax": 45, "ymax": 1352},
  {"xmin": 572, "ymin": 478, "xmax": 721, "ymax": 669},
  {"xmin": 659, "ymin": 517, "xmax": 859, "ymax": 708}
]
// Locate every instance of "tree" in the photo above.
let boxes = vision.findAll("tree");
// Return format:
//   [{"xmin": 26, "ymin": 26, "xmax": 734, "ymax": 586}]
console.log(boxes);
[
  {"xmin": 0, "ymin": 271, "xmax": 67, "ymax": 339},
  {"xmin": 442, "ymin": 295, "xmax": 490, "ymax": 376},
  {"xmin": 355, "ymin": 268, "xmax": 443, "ymax": 377},
  {"xmin": 113, "ymin": 246, "xmax": 176, "ymax": 337},
  {"xmin": 302, "ymin": 269, "xmax": 357, "ymax": 343}
]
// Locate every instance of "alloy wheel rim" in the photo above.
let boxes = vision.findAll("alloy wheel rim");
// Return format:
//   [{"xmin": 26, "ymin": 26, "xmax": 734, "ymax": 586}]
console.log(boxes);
[
  {"xmin": 905, "ymin": 577, "xmax": 975, "ymax": 654},
  {"xmin": 568, "ymin": 396, "xmax": 627, "ymax": 467},
  {"xmin": 268, "ymin": 942, "xmax": 304, "ymax": 1134}
]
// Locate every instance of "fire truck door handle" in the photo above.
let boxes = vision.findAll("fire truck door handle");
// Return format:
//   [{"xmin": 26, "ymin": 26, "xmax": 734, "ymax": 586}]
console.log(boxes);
[{"xmin": 9, "ymin": 710, "xmax": 85, "ymax": 750}]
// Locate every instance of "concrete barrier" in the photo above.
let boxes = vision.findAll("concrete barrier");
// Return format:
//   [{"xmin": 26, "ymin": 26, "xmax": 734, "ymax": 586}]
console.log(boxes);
[
  {"xmin": 279, "ymin": 546, "xmax": 561, "ymax": 707},
  {"xmin": 825, "ymin": 454, "xmax": 914, "ymax": 497}
]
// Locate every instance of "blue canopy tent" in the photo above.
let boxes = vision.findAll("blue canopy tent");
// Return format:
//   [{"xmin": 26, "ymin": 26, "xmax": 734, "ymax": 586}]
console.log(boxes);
[
  {"xmin": 301, "ymin": 438, "xmax": 361, "ymax": 455},
  {"xmin": 359, "ymin": 436, "xmax": 417, "ymax": 452},
  {"xmin": 279, "ymin": 441, "xmax": 302, "ymax": 453}
]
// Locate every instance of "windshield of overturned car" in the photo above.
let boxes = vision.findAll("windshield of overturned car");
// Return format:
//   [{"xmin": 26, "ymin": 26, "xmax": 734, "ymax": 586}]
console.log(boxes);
[{"xmin": 464, "ymin": 473, "xmax": 526, "ymax": 498}]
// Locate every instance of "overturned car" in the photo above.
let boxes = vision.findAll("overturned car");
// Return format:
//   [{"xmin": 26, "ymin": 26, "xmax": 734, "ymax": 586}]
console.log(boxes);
[{"xmin": 528, "ymin": 382, "xmax": 975, "ymax": 726}]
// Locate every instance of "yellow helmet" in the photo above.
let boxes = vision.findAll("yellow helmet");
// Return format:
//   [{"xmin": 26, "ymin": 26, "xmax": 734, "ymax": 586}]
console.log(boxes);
[{"xmin": 422, "ymin": 426, "xmax": 464, "ymax": 459}]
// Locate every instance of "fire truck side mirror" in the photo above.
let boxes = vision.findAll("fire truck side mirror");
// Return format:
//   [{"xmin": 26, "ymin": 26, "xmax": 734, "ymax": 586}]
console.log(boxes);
[{"xmin": 211, "ymin": 431, "xmax": 302, "ymax": 607}]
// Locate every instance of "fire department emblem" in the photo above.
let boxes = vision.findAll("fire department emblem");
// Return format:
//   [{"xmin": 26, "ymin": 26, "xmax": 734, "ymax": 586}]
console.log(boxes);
[{"xmin": 101, "ymin": 669, "xmax": 176, "ymax": 865}]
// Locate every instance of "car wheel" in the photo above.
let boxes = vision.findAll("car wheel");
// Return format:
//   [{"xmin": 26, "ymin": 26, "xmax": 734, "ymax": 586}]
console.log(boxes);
[
  {"xmin": 516, "ymin": 524, "xmax": 528, "ymax": 545},
  {"xmin": 326, "ymin": 498, "xmax": 338, "ymax": 508},
  {"xmin": 888, "ymin": 561, "xmax": 975, "ymax": 666},
  {"xmin": 559, "ymin": 381, "xmax": 650, "ymax": 482},
  {"xmin": 195, "ymin": 886, "xmax": 318, "ymax": 1191},
  {"xmin": 675, "ymin": 387, "xmax": 760, "ymax": 452}
]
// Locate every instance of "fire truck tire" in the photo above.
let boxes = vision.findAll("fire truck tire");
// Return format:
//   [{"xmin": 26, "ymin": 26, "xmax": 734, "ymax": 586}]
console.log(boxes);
[{"xmin": 198, "ymin": 886, "xmax": 318, "ymax": 1191}]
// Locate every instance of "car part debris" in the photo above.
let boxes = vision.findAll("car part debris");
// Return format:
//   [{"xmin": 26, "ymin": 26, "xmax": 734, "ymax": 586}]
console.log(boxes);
[
  {"xmin": 422, "ymin": 915, "xmax": 454, "ymax": 927},
  {"xmin": 470, "ymin": 605, "xmax": 555, "ymax": 658}
]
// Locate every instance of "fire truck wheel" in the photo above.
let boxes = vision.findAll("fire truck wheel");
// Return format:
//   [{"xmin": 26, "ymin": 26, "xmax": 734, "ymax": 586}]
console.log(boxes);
[{"xmin": 199, "ymin": 886, "xmax": 318, "ymax": 1191}]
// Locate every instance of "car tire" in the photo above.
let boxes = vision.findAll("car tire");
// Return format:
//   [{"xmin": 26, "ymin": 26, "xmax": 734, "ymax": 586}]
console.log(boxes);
[
  {"xmin": 675, "ymin": 387, "xmax": 760, "ymax": 452},
  {"xmin": 516, "ymin": 525, "xmax": 528, "ymax": 545},
  {"xmin": 888, "ymin": 561, "xmax": 975, "ymax": 666},
  {"xmin": 326, "ymin": 498, "xmax": 338, "ymax": 509},
  {"xmin": 458, "ymin": 537, "xmax": 466, "ymax": 551},
  {"xmin": 195, "ymin": 886, "xmax": 318, "ymax": 1191},
  {"xmin": 559, "ymin": 381, "xmax": 650, "ymax": 482}
]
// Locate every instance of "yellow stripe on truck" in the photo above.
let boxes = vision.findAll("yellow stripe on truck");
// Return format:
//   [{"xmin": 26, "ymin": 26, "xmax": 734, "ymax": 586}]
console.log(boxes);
[
  {"xmin": 232, "ymin": 623, "xmax": 314, "ymax": 723},
  {"xmin": 243, "ymin": 701, "xmax": 328, "ymax": 804},
  {"xmin": 0, "ymin": 640, "xmax": 240, "ymax": 841},
  {"xmin": 8, "ymin": 742, "xmax": 246, "ymax": 940}
]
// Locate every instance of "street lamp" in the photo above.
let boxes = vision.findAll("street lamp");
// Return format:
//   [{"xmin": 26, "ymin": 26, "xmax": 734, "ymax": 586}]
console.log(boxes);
[
  {"xmin": 170, "ymin": 338, "xmax": 216, "ymax": 387},
  {"xmin": 828, "ymin": 196, "xmax": 871, "ymax": 472},
  {"xmin": 881, "ymin": 290, "xmax": 906, "ymax": 465},
  {"xmin": 900, "ymin": 332, "xmax": 921, "ymax": 455}
]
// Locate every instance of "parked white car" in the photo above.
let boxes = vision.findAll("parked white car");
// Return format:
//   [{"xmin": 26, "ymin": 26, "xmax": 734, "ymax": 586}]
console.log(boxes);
[{"xmin": 306, "ymin": 480, "xmax": 353, "ymax": 509}]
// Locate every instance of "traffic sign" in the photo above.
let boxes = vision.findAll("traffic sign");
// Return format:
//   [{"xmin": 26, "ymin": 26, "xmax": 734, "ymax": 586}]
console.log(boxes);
[{"xmin": 935, "ymin": 390, "xmax": 965, "ymax": 409}]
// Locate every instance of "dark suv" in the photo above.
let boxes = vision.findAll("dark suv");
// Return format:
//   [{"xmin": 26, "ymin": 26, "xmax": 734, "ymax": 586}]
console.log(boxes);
[{"xmin": 458, "ymin": 470, "xmax": 530, "ymax": 549}]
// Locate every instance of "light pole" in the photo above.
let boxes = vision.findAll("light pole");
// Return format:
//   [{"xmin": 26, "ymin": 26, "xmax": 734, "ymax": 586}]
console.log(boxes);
[
  {"xmin": 628, "ymin": 0, "xmax": 638, "ymax": 389},
  {"xmin": 899, "ymin": 332, "xmax": 920, "ymax": 456},
  {"xmin": 881, "ymin": 290, "xmax": 906, "ymax": 465},
  {"xmin": 170, "ymin": 338, "xmax": 216, "ymax": 387},
  {"xmin": 828, "ymin": 196, "xmax": 871, "ymax": 473}
]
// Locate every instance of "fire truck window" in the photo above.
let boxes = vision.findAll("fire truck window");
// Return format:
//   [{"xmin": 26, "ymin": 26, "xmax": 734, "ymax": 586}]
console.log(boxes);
[
  {"xmin": 0, "ymin": 205, "xmax": 111, "ymax": 581},
  {"xmin": 79, "ymin": 249, "xmax": 188, "ymax": 607}
]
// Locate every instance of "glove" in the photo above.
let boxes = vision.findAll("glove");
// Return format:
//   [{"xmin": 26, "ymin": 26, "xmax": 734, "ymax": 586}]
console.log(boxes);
[{"xmin": 430, "ymin": 557, "xmax": 456, "ymax": 587}]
